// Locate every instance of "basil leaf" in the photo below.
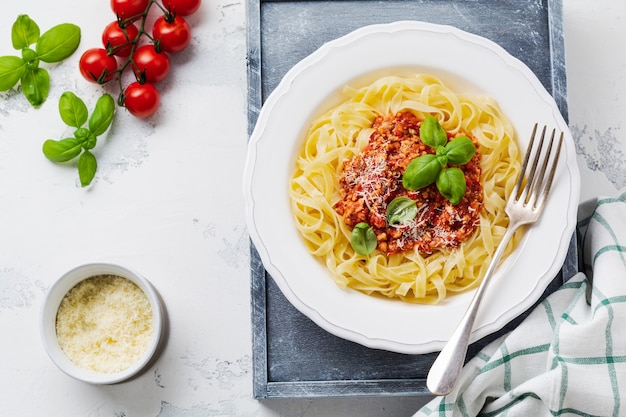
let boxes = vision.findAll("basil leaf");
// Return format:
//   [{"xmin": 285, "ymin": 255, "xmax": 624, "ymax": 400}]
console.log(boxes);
[
  {"xmin": 11, "ymin": 15, "xmax": 40, "ymax": 49},
  {"xmin": 78, "ymin": 150, "xmax": 97, "ymax": 187},
  {"xmin": 59, "ymin": 91, "xmax": 88, "ymax": 127},
  {"xmin": 386, "ymin": 197, "xmax": 418, "ymax": 225},
  {"xmin": 36, "ymin": 23, "xmax": 81, "ymax": 63},
  {"xmin": 42, "ymin": 137, "xmax": 83, "ymax": 162},
  {"xmin": 436, "ymin": 167, "xmax": 467, "ymax": 205},
  {"xmin": 445, "ymin": 136, "xmax": 476, "ymax": 165},
  {"xmin": 89, "ymin": 93, "xmax": 116, "ymax": 136},
  {"xmin": 350, "ymin": 222, "xmax": 377, "ymax": 258},
  {"xmin": 402, "ymin": 154, "xmax": 441, "ymax": 190},
  {"xmin": 420, "ymin": 116, "xmax": 447, "ymax": 148},
  {"xmin": 0, "ymin": 56, "xmax": 26, "ymax": 91},
  {"xmin": 21, "ymin": 67, "xmax": 49, "ymax": 107}
]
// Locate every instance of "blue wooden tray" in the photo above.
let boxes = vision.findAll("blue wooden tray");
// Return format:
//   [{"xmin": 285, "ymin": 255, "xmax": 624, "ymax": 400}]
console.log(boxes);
[{"xmin": 246, "ymin": 0, "xmax": 576, "ymax": 398}]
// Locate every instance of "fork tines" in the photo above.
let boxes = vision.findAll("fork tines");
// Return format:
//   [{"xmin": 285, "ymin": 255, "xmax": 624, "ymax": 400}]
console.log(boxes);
[{"xmin": 513, "ymin": 123, "xmax": 564, "ymax": 208}]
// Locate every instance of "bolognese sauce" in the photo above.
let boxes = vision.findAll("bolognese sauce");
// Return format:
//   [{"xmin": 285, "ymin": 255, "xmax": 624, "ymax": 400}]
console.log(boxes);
[{"xmin": 334, "ymin": 111, "xmax": 483, "ymax": 255}]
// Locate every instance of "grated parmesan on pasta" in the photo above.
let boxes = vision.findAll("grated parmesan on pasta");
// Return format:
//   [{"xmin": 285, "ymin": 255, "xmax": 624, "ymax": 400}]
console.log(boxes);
[
  {"xmin": 55, "ymin": 274, "xmax": 154, "ymax": 373},
  {"xmin": 289, "ymin": 74, "xmax": 522, "ymax": 303}
]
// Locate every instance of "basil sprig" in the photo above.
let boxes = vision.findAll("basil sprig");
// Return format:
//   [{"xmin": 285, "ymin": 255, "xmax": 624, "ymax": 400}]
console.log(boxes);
[
  {"xmin": 402, "ymin": 117, "xmax": 476, "ymax": 205},
  {"xmin": 42, "ymin": 92, "xmax": 115, "ymax": 187},
  {"xmin": 0, "ymin": 15, "xmax": 80, "ymax": 107},
  {"xmin": 350, "ymin": 222, "xmax": 377, "ymax": 258}
]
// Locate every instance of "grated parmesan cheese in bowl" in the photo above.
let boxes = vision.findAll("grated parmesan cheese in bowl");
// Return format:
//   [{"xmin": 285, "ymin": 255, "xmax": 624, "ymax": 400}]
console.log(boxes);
[{"xmin": 40, "ymin": 263, "xmax": 166, "ymax": 384}]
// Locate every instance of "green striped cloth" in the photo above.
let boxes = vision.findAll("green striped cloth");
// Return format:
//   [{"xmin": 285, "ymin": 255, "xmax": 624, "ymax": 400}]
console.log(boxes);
[{"xmin": 413, "ymin": 191, "xmax": 626, "ymax": 417}]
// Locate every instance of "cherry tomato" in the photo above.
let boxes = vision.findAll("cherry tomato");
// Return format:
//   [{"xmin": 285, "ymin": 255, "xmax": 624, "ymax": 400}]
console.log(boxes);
[
  {"xmin": 132, "ymin": 44, "xmax": 171, "ymax": 83},
  {"xmin": 161, "ymin": 0, "xmax": 201, "ymax": 16},
  {"xmin": 111, "ymin": 0, "xmax": 150, "ymax": 22},
  {"xmin": 124, "ymin": 82, "xmax": 160, "ymax": 118},
  {"xmin": 102, "ymin": 21, "xmax": 140, "ymax": 57},
  {"xmin": 78, "ymin": 48, "xmax": 118, "ymax": 84},
  {"xmin": 152, "ymin": 15, "xmax": 191, "ymax": 53}
]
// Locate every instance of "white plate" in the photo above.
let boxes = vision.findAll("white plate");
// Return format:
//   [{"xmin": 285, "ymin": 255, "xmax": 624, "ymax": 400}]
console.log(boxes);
[{"xmin": 243, "ymin": 21, "xmax": 580, "ymax": 354}]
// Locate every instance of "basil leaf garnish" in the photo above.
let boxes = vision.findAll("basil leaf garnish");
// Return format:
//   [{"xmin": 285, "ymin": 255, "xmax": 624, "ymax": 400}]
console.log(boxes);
[
  {"xmin": 42, "ymin": 137, "xmax": 83, "ymax": 162},
  {"xmin": 0, "ymin": 56, "xmax": 26, "ymax": 91},
  {"xmin": 420, "ymin": 116, "xmax": 448, "ymax": 148},
  {"xmin": 401, "ymin": 117, "xmax": 476, "ymax": 204},
  {"xmin": 59, "ymin": 92, "xmax": 88, "ymax": 128},
  {"xmin": 36, "ymin": 23, "xmax": 81, "ymax": 63},
  {"xmin": 88, "ymin": 93, "xmax": 116, "ymax": 136},
  {"xmin": 402, "ymin": 154, "xmax": 441, "ymax": 190},
  {"xmin": 386, "ymin": 197, "xmax": 418, "ymax": 225},
  {"xmin": 21, "ymin": 67, "xmax": 49, "ymax": 107},
  {"xmin": 350, "ymin": 222, "xmax": 377, "ymax": 258},
  {"xmin": 436, "ymin": 167, "xmax": 467, "ymax": 205},
  {"xmin": 445, "ymin": 136, "xmax": 476, "ymax": 165},
  {"xmin": 78, "ymin": 150, "xmax": 97, "ymax": 187},
  {"xmin": 11, "ymin": 15, "xmax": 40, "ymax": 49}
]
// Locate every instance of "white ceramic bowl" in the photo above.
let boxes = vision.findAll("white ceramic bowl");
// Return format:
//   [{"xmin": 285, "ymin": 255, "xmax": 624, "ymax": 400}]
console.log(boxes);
[
  {"xmin": 244, "ymin": 21, "xmax": 580, "ymax": 353},
  {"xmin": 40, "ymin": 263, "xmax": 166, "ymax": 384}
]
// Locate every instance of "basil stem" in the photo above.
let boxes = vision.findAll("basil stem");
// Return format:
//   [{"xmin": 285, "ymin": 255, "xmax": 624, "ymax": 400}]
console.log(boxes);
[
  {"xmin": 420, "ymin": 116, "xmax": 448, "ymax": 148},
  {"xmin": 21, "ymin": 48, "xmax": 38, "ymax": 68},
  {"xmin": 74, "ymin": 127, "xmax": 91, "ymax": 141},
  {"xmin": 436, "ymin": 167, "xmax": 467, "ymax": 205},
  {"xmin": 386, "ymin": 197, "xmax": 418, "ymax": 225},
  {"xmin": 350, "ymin": 222, "xmax": 377, "ymax": 258}
]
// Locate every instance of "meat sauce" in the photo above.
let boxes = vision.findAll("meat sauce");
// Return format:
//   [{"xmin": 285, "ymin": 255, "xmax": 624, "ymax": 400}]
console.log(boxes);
[{"xmin": 335, "ymin": 112, "xmax": 483, "ymax": 255}]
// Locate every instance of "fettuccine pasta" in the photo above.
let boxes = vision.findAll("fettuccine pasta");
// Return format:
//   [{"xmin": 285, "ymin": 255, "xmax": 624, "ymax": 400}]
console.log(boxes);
[{"xmin": 289, "ymin": 74, "xmax": 522, "ymax": 303}]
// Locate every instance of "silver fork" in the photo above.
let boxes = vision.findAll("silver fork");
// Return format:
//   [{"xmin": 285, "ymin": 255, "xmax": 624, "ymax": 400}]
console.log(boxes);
[{"xmin": 426, "ymin": 124, "xmax": 564, "ymax": 396}]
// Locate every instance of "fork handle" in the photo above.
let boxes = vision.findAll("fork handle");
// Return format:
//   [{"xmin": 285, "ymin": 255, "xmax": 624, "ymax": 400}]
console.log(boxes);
[{"xmin": 426, "ymin": 224, "xmax": 520, "ymax": 396}]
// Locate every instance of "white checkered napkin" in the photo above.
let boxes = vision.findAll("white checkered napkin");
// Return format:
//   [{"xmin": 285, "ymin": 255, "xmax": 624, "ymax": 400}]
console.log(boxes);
[{"xmin": 413, "ymin": 191, "xmax": 626, "ymax": 417}]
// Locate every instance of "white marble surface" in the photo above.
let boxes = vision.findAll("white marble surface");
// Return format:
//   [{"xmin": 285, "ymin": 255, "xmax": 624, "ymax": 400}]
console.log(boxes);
[{"xmin": 0, "ymin": 0, "xmax": 623, "ymax": 416}]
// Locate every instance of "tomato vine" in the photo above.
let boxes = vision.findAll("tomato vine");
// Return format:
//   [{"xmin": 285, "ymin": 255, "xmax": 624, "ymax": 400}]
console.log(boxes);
[{"xmin": 80, "ymin": 0, "xmax": 201, "ymax": 118}]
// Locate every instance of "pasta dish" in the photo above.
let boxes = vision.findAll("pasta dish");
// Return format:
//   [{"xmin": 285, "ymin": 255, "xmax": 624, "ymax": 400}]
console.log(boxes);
[{"xmin": 289, "ymin": 74, "xmax": 521, "ymax": 303}]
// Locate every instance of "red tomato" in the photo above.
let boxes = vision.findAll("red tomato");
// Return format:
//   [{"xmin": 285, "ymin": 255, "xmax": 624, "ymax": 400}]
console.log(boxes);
[
  {"xmin": 124, "ymin": 82, "xmax": 160, "ymax": 118},
  {"xmin": 152, "ymin": 15, "xmax": 191, "ymax": 53},
  {"xmin": 111, "ymin": 0, "xmax": 150, "ymax": 22},
  {"xmin": 132, "ymin": 44, "xmax": 170, "ymax": 83},
  {"xmin": 102, "ymin": 21, "xmax": 140, "ymax": 57},
  {"xmin": 161, "ymin": 0, "xmax": 201, "ymax": 16},
  {"xmin": 78, "ymin": 48, "xmax": 118, "ymax": 84}
]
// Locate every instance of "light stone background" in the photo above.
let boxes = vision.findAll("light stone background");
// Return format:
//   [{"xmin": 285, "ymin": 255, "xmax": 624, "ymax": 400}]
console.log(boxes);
[{"xmin": 0, "ymin": 0, "xmax": 623, "ymax": 416}]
